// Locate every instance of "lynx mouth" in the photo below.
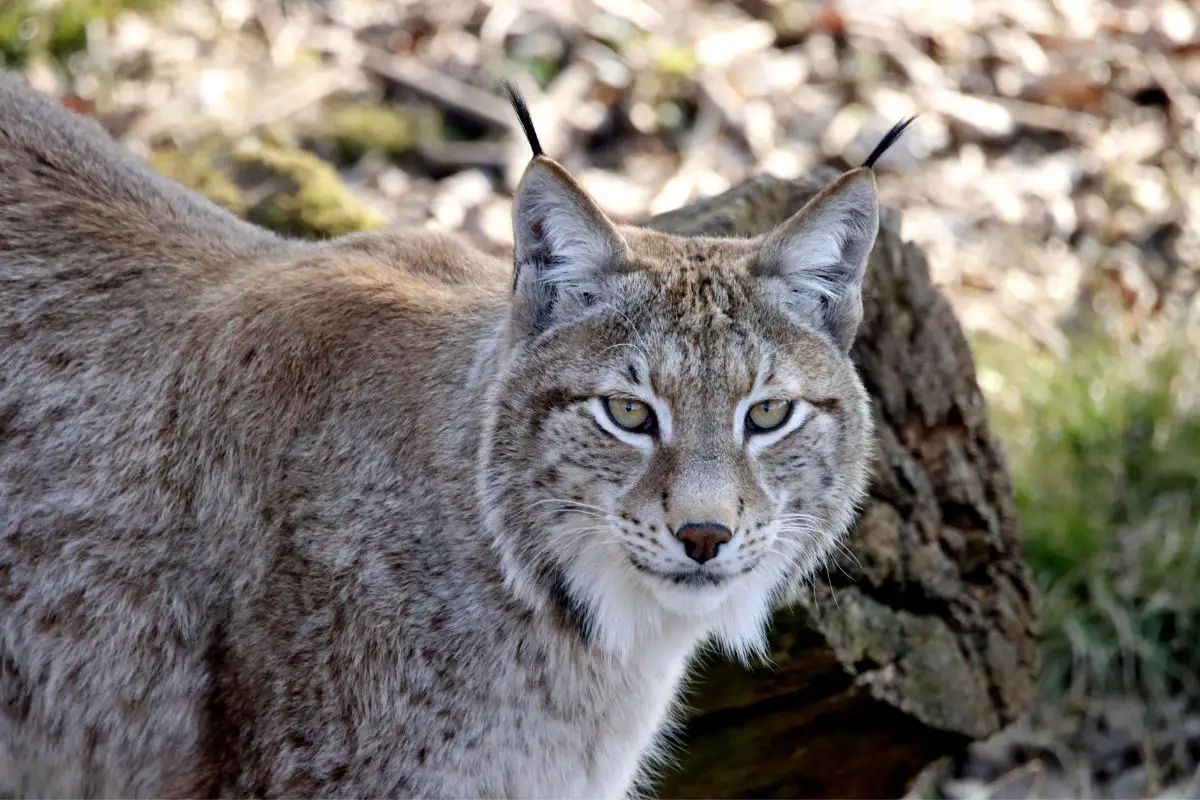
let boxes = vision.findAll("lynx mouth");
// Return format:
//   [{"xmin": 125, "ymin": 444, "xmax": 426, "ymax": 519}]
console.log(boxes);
[
  {"xmin": 627, "ymin": 555, "xmax": 733, "ymax": 588},
  {"xmin": 656, "ymin": 569, "xmax": 728, "ymax": 587}
]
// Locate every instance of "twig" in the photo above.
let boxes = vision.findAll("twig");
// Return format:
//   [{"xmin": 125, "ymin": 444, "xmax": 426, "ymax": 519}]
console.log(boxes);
[
  {"xmin": 924, "ymin": 87, "xmax": 1105, "ymax": 140},
  {"xmin": 240, "ymin": 67, "xmax": 365, "ymax": 133},
  {"xmin": 1142, "ymin": 51, "xmax": 1200, "ymax": 131},
  {"xmin": 360, "ymin": 47, "xmax": 513, "ymax": 131},
  {"xmin": 845, "ymin": 18, "xmax": 952, "ymax": 90},
  {"xmin": 416, "ymin": 140, "xmax": 508, "ymax": 172}
]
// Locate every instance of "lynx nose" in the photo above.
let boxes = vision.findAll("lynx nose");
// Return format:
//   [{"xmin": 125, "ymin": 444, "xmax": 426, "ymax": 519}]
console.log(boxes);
[{"xmin": 674, "ymin": 522, "xmax": 733, "ymax": 564}]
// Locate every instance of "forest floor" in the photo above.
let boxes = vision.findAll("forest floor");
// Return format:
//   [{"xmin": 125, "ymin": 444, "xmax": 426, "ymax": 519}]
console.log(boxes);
[{"xmin": 5, "ymin": 0, "xmax": 1200, "ymax": 797}]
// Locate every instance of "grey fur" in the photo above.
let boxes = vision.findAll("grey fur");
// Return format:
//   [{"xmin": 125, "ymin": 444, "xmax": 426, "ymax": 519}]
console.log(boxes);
[{"xmin": 0, "ymin": 71, "xmax": 878, "ymax": 798}]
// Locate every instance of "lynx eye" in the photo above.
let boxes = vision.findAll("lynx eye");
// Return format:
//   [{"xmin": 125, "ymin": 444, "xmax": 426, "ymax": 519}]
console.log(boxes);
[
  {"xmin": 746, "ymin": 399, "xmax": 793, "ymax": 433},
  {"xmin": 605, "ymin": 397, "xmax": 655, "ymax": 434}
]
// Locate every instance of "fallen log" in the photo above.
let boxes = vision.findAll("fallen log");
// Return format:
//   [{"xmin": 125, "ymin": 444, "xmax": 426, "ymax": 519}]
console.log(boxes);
[{"xmin": 644, "ymin": 172, "xmax": 1038, "ymax": 799}]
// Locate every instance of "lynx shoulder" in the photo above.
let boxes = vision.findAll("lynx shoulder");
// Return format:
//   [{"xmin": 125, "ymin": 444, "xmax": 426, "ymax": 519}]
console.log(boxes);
[{"xmin": 0, "ymin": 71, "xmax": 906, "ymax": 797}]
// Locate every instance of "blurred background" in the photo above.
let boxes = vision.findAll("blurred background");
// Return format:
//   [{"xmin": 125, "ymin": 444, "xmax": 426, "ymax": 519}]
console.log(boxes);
[{"xmin": 3, "ymin": 0, "xmax": 1199, "ymax": 796}]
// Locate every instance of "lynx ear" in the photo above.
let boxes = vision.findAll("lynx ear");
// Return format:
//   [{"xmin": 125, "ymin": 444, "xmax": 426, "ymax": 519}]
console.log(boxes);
[
  {"xmin": 753, "ymin": 168, "xmax": 879, "ymax": 351},
  {"xmin": 511, "ymin": 157, "xmax": 629, "ymax": 333}
]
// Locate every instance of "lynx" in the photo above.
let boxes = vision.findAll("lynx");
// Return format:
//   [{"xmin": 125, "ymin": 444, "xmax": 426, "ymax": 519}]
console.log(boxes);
[{"xmin": 0, "ymin": 70, "xmax": 909, "ymax": 798}]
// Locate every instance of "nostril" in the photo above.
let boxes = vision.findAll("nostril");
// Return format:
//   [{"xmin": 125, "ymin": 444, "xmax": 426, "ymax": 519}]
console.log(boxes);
[{"xmin": 674, "ymin": 522, "xmax": 733, "ymax": 564}]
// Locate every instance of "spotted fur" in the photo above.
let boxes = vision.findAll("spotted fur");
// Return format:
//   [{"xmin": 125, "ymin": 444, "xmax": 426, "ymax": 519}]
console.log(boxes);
[{"xmin": 0, "ymin": 71, "xmax": 883, "ymax": 798}]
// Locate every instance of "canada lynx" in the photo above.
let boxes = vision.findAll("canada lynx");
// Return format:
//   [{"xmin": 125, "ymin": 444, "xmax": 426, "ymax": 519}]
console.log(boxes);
[{"xmin": 0, "ymin": 70, "xmax": 909, "ymax": 798}]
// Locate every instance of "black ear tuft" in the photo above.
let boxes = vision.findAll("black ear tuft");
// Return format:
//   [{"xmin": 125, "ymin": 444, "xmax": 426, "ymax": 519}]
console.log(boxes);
[
  {"xmin": 501, "ymin": 79, "xmax": 544, "ymax": 158},
  {"xmin": 862, "ymin": 115, "xmax": 917, "ymax": 169}
]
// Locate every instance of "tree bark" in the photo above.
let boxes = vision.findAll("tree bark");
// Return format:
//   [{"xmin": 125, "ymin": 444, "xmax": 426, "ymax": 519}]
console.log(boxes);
[{"xmin": 642, "ymin": 171, "xmax": 1039, "ymax": 799}]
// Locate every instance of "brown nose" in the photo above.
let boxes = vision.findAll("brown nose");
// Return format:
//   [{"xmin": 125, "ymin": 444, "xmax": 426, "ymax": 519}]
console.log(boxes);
[{"xmin": 674, "ymin": 523, "xmax": 733, "ymax": 564}]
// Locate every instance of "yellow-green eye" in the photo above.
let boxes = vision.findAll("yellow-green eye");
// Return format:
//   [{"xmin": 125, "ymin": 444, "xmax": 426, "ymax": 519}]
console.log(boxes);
[
  {"xmin": 746, "ymin": 399, "xmax": 793, "ymax": 433},
  {"xmin": 605, "ymin": 397, "xmax": 655, "ymax": 433}
]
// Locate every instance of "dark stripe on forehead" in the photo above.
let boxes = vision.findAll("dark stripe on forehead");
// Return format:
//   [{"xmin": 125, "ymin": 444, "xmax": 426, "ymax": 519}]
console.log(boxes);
[{"xmin": 763, "ymin": 347, "xmax": 782, "ymax": 388}]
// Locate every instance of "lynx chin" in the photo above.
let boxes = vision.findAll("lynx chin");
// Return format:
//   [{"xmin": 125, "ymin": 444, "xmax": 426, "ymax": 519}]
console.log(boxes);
[{"xmin": 0, "ymin": 71, "xmax": 910, "ymax": 798}]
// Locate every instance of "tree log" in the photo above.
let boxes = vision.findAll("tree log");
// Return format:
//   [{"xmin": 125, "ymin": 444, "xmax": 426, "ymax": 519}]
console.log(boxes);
[{"xmin": 642, "ymin": 172, "xmax": 1039, "ymax": 799}]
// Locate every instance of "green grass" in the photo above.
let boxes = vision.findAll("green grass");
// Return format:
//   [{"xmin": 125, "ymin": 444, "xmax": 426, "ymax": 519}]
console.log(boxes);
[{"xmin": 973, "ymin": 330, "xmax": 1200, "ymax": 708}]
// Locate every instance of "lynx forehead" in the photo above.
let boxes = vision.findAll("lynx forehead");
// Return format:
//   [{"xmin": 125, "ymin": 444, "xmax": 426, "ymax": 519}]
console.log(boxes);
[{"xmin": 0, "ymin": 71, "xmax": 908, "ymax": 798}]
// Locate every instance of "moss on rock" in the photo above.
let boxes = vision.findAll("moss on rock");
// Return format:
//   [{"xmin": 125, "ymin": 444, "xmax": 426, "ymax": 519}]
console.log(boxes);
[
  {"xmin": 149, "ymin": 134, "xmax": 382, "ymax": 241},
  {"xmin": 149, "ymin": 146, "xmax": 247, "ymax": 218},
  {"xmin": 231, "ymin": 141, "xmax": 382, "ymax": 239}
]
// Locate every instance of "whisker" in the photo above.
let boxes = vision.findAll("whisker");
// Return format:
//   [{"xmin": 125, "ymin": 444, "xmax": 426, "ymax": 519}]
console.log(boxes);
[
  {"xmin": 526, "ymin": 497, "xmax": 614, "ymax": 516},
  {"xmin": 823, "ymin": 562, "xmax": 840, "ymax": 609},
  {"xmin": 530, "ymin": 509, "xmax": 609, "ymax": 526},
  {"xmin": 830, "ymin": 539, "xmax": 866, "ymax": 576}
]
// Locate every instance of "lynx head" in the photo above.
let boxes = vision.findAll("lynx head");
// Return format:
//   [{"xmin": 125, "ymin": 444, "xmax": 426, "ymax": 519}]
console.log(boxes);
[{"xmin": 480, "ymin": 87, "xmax": 908, "ymax": 660}]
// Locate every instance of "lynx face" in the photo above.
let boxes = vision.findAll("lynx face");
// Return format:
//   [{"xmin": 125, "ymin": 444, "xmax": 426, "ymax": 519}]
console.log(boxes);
[{"xmin": 481, "ymin": 159, "xmax": 877, "ymax": 659}]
